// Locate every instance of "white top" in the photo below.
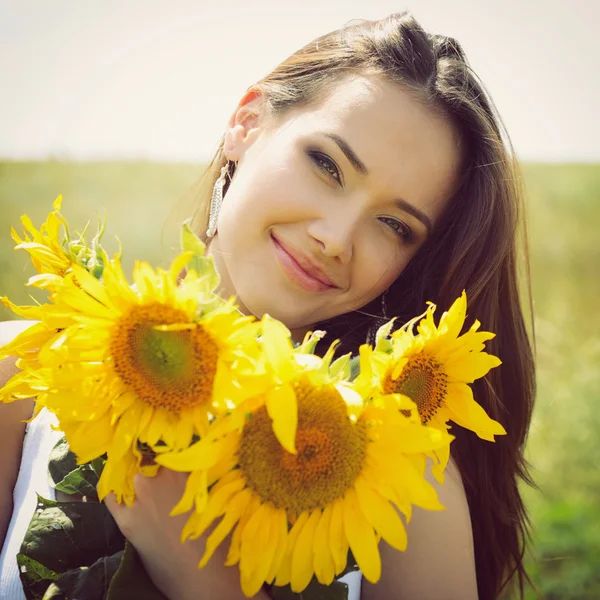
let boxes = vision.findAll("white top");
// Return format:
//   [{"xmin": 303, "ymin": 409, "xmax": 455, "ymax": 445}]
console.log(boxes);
[
  {"xmin": 0, "ymin": 320, "xmax": 362, "ymax": 599},
  {"xmin": 0, "ymin": 316, "xmax": 63, "ymax": 600}
]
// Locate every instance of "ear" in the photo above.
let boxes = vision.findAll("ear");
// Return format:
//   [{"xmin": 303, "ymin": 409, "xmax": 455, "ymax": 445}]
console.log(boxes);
[{"xmin": 223, "ymin": 88, "xmax": 265, "ymax": 162}]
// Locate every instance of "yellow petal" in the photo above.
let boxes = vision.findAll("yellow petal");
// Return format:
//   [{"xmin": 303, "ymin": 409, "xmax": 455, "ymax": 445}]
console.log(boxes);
[
  {"xmin": 226, "ymin": 495, "xmax": 261, "ymax": 567},
  {"xmin": 170, "ymin": 470, "xmax": 207, "ymax": 516},
  {"xmin": 261, "ymin": 315, "xmax": 294, "ymax": 381},
  {"xmin": 266, "ymin": 384, "xmax": 297, "ymax": 454},
  {"xmin": 275, "ymin": 511, "xmax": 309, "ymax": 587},
  {"xmin": 70, "ymin": 264, "xmax": 115, "ymax": 309},
  {"xmin": 240, "ymin": 502, "xmax": 271, "ymax": 577},
  {"xmin": 199, "ymin": 489, "xmax": 251, "ymax": 567},
  {"xmin": 155, "ymin": 434, "xmax": 236, "ymax": 472},
  {"xmin": 291, "ymin": 509, "xmax": 321, "ymax": 592},
  {"xmin": 64, "ymin": 413, "xmax": 113, "ymax": 464},
  {"xmin": 240, "ymin": 504, "xmax": 280, "ymax": 597},
  {"xmin": 187, "ymin": 475, "xmax": 246, "ymax": 540},
  {"xmin": 355, "ymin": 477, "xmax": 407, "ymax": 551},
  {"xmin": 265, "ymin": 508, "xmax": 289, "ymax": 584},
  {"xmin": 168, "ymin": 251, "xmax": 193, "ymax": 283},
  {"xmin": 430, "ymin": 434, "xmax": 451, "ymax": 484},
  {"xmin": 392, "ymin": 455, "xmax": 444, "ymax": 511},
  {"xmin": 445, "ymin": 383, "xmax": 506, "ymax": 440},
  {"xmin": 313, "ymin": 505, "xmax": 335, "ymax": 585},
  {"xmin": 445, "ymin": 352, "xmax": 502, "ymax": 383},
  {"xmin": 342, "ymin": 489, "xmax": 381, "ymax": 583},
  {"xmin": 329, "ymin": 497, "xmax": 348, "ymax": 576},
  {"xmin": 438, "ymin": 291, "xmax": 467, "ymax": 340}
]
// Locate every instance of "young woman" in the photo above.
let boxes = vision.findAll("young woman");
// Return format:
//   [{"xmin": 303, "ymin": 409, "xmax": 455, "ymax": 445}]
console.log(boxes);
[{"xmin": 0, "ymin": 11, "xmax": 535, "ymax": 600}]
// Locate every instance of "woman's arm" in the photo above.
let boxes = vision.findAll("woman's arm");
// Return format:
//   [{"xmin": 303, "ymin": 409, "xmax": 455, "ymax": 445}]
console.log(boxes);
[
  {"xmin": 0, "ymin": 357, "xmax": 35, "ymax": 549},
  {"xmin": 361, "ymin": 458, "xmax": 478, "ymax": 600}
]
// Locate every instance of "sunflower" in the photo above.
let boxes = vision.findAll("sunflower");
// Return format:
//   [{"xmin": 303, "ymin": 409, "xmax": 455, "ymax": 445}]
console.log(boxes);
[
  {"xmin": 24, "ymin": 251, "xmax": 267, "ymax": 504},
  {"xmin": 156, "ymin": 342, "xmax": 453, "ymax": 597},
  {"xmin": 10, "ymin": 195, "xmax": 106, "ymax": 291},
  {"xmin": 359, "ymin": 291, "xmax": 505, "ymax": 482},
  {"xmin": 1, "ymin": 197, "xmax": 108, "ymax": 406}
]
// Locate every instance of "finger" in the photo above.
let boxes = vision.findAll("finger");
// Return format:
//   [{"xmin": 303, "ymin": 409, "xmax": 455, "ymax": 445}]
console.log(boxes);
[{"xmin": 103, "ymin": 491, "xmax": 120, "ymax": 515}]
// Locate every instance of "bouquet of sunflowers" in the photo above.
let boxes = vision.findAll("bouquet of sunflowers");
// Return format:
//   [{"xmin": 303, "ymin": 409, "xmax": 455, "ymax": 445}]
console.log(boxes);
[{"xmin": 0, "ymin": 198, "xmax": 506, "ymax": 599}]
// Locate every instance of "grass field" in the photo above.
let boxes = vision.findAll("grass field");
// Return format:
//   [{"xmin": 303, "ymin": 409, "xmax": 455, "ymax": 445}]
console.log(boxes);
[{"xmin": 1, "ymin": 161, "xmax": 599, "ymax": 598}]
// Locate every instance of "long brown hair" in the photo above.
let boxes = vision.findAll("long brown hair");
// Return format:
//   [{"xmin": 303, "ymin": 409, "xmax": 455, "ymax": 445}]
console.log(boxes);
[{"xmin": 186, "ymin": 11, "xmax": 535, "ymax": 598}]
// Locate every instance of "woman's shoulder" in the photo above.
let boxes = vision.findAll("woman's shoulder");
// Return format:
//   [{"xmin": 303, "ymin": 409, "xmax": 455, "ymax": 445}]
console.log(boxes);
[{"xmin": 361, "ymin": 458, "xmax": 478, "ymax": 600}]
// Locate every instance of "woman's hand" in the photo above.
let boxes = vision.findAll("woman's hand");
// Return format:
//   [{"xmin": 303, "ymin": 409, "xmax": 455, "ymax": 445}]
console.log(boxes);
[{"xmin": 104, "ymin": 466, "xmax": 268, "ymax": 600}]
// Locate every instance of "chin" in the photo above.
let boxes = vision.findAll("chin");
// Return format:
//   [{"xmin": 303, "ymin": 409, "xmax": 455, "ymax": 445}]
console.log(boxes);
[{"xmin": 235, "ymin": 291, "xmax": 320, "ymax": 331}]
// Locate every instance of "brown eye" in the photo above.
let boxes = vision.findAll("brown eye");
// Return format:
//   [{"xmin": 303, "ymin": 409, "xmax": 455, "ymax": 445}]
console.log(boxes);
[
  {"xmin": 378, "ymin": 216, "xmax": 415, "ymax": 244},
  {"xmin": 307, "ymin": 151, "xmax": 342, "ymax": 185}
]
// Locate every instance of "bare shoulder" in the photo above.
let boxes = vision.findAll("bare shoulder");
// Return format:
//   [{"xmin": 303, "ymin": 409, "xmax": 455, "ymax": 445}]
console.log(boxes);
[
  {"xmin": 0, "ymin": 320, "xmax": 38, "ymax": 547},
  {"xmin": 361, "ymin": 457, "xmax": 478, "ymax": 600}
]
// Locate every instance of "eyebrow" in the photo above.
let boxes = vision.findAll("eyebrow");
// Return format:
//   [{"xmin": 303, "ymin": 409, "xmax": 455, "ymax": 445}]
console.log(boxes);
[{"xmin": 320, "ymin": 131, "xmax": 433, "ymax": 236}]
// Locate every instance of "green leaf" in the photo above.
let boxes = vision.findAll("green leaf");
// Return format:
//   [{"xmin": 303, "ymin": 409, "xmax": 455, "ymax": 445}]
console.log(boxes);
[
  {"xmin": 180, "ymin": 221, "xmax": 220, "ymax": 290},
  {"xmin": 90, "ymin": 456, "xmax": 106, "ymax": 480},
  {"xmin": 268, "ymin": 579, "xmax": 350, "ymax": 600},
  {"xmin": 48, "ymin": 437, "xmax": 78, "ymax": 485},
  {"xmin": 41, "ymin": 551, "xmax": 123, "ymax": 600},
  {"xmin": 180, "ymin": 221, "xmax": 206, "ymax": 256},
  {"xmin": 106, "ymin": 541, "xmax": 168, "ymax": 600},
  {"xmin": 17, "ymin": 554, "xmax": 60, "ymax": 600},
  {"xmin": 267, "ymin": 552, "xmax": 358, "ymax": 600},
  {"xmin": 19, "ymin": 494, "xmax": 125, "ymax": 576},
  {"xmin": 48, "ymin": 437, "xmax": 100, "ymax": 499},
  {"xmin": 53, "ymin": 466, "xmax": 99, "ymax": 500}
]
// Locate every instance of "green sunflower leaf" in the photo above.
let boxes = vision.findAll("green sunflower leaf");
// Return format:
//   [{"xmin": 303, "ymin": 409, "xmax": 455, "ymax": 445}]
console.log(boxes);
[
  {"xmin": 48, "ymin": 437, "xmax": 101, "ymax": 500},
  {"xmin": 40, "ymin": 551, "xmax": 123, "ymax": 600},
  {"xmin": 268, "ymin": 579, "xmax": 350, "ymax": 600},
  {"xmin": 267, "ymin": 552, "xmax": 358, "ymax": 600},
  {"xmin": 19, "ymin": 495, "xmax": 125, "ymax": 577},
  {"xmin": 180, "ymin": 222, "xmax": 220, "ymax": 291},
  {"xmin": 16, "ymin": 554, "xmax": 60, "ymax": 600},
  {"xmin": 106, "ymin": 541, "xmax": 168, "ymax": 600}
]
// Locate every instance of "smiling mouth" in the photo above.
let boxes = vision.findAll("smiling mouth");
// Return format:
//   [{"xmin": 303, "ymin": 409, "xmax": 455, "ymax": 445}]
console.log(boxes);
[{"xmin": 270, "ymin": 233, "xmax": 337, "ymax": 293}]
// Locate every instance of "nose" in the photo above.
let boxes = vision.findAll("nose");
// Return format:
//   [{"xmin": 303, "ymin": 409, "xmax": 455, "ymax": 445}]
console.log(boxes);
[{"xmin": 306, "ymin": 212, "xmax": 357, "ymax": 266}]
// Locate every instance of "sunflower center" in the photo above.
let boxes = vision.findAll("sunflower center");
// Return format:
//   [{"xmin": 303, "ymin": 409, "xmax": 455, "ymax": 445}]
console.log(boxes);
[
  {"xmin": 111, "ymin": 303, "xmax": 219, "ymax": 413},
  {"xmin": 384, "ymin": 353, "xmax": 448, "ymax": 424},
  {"xmin": 238, "ymin": 379, "xmax": 367, "ymax": 517}
]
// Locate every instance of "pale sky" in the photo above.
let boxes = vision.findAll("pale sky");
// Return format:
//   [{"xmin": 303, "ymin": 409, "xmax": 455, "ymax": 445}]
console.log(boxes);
[{"xmin": 1, "ymin": 0, "xmax": 598, "ymax": 162}]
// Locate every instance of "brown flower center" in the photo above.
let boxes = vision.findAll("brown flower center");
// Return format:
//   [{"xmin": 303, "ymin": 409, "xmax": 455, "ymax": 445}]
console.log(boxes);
[
  {"xmin": 238, "ymin": 378, "xmax": 367, "ymax": 517},
  {"xmin": 384, "ymin": 353, "xmax": 448, "ymax": 423},
  {"xmin": 111, "ymin": 302, "xmax": 218, "ymax": 412}
]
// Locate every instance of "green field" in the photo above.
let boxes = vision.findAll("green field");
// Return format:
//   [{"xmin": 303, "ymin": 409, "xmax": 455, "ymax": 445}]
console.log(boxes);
[{"xmin": 1, "ymin": 161, "xmax": 599, "ymax": 598}]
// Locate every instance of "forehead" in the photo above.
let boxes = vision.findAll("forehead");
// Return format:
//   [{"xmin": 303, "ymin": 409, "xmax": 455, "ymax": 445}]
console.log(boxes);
[{"xmin": 279, "ymin": 75, "xmax": 462, "ymax": 221}]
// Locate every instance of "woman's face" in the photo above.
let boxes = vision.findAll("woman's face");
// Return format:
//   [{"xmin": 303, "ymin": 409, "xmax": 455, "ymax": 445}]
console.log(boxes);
[{"xmin": 207, "ymin": 74, "xmax": 461, "ymax": 334}]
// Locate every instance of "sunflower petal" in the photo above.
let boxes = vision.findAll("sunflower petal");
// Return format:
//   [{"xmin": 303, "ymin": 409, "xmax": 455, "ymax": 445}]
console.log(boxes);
[
  {"xmin": 265, "ymin": 384, "xmax": 297, "ymax": 454},
  {"xmin": 445, "ymin": 351, "xmax": 502, "ymax": 383},
  {"xmin": 342, "ymin": 489, "xmax": 381, "ymax": 583},
  {"xmin": 291, "ymin": 509, "xmax": 321, "ymax": 592},
  {"xmin": 275, "ymin": 511, "xmax": 310, "ymax": 587},
  {"xmin": 199, "ymin": 489, "xmax": 251, "ymax": 567},
  {"xmin": 355, "ymin": 476, "xmax": 407, "ymax": 551},
  {"xmin": 445, "ymin": 383, "xmax": 507, "ymax": 440},
  {"xmin": 313, "ymin": 505, "xmax": 335, "ymax": 585},
  {"xmin": 329, "ymin": 497, "xmax": 349, "ymax": 576}
]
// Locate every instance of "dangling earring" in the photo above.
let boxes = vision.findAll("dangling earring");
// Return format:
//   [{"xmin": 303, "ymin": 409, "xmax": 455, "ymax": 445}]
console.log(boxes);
[{"xmin": 206, "ymin": 163, "xmax": 230, "ymax": 238}]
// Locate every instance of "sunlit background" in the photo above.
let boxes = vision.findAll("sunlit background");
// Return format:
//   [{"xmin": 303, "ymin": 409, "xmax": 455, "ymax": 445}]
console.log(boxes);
[{"xmin": 1, "ymin": 1, "xmax": 599, "ymax": 597}]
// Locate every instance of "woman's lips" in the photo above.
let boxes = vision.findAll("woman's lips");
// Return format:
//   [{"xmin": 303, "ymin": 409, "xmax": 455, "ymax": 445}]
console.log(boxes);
[{"xmin": 271, "ymin": 234, "xmax": 336, "ymax": 293}]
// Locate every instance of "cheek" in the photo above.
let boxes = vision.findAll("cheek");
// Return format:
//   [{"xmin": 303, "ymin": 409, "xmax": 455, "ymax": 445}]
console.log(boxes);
[
  {"xmin": 351, "ymin": 238, "xmax": 407, "ymax": 302},
  {"xmin": 221, "ymin": 157, "xmax": 327, "ymax": 242}
]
